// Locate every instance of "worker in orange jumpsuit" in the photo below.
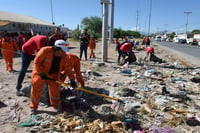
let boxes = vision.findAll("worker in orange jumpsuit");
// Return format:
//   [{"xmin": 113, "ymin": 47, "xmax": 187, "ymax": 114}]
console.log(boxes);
[
  {"xmin": 0, "ymin": 33, "xmax": 20, "ymax": 72},
  {"xmin": 30, "ymin": 40, "xmax": 77, "ymax": 115},
  {"xmin": 61, "ymin": 53, "xmax": 85, "ymax": 87},
  {"xmin": 88, "ymin": 36, "xmax": 96, "ymax": 58}
]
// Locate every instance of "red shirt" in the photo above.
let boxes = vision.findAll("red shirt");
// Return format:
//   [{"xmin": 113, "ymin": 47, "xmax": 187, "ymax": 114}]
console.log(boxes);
[
  {"xmin": 146, "ymin": 46, "xmax": 154, "ymax": 55},
  {"xmin": 18, "ymin": 34, "xmax": 27, "ymax": 45},
  {"xmin": 22, "ymin": 35, "xmax": 47, "ymax": 56},
  {"xmin": 51, "ymin": 34, "xmax": 64, "ymax": 41},
  {"xmin": 120, "ymin": 42, "xmax": 133, "ymax": 52}
]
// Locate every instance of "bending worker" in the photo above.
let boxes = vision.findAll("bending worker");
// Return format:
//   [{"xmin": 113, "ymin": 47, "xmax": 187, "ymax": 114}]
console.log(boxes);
[
  {"xmin": 61, "ymin": 53, "xmax": 85, "ymax": 87},
  {"xmin": 144, "ymin": 45, "xmax": 162, "ymax": 63},
  {"xmin": 144, "ymin": 45, "xmax": 154, "ymax": 62},
  {"xmin": 30, "ymin": 40, "xmax": 77, "ymax": 115},
  {"xmin": 16, "ymin": 35, "xmax": 49, "ymax": 96},
  {"xmin": 120, "ymin": 42, "xmax": 133, "ymax": 65}
]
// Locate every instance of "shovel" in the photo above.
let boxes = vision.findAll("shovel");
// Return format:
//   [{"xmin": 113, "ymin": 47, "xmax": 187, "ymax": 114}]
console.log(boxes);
[{"xmin": 39, "ymin": 73, "xmax": 124, "ymax": 112}]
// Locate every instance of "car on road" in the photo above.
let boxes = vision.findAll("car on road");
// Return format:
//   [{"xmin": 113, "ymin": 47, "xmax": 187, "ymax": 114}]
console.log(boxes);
[
  {"xmin": 155, "ymin": 36, "xmax": 162, "ymax": 41},
  {"xmin": 187, "ymin": 38, "xmax": 198, "ymax": 45},
  {"xmin": 178, "ymin": 39, "xmax": 187, "ymax": 44},
  {"xmin": 166, "ymin": 38, "xmax": 172, "ymax": 42},
  {"xmin": 173, "ymin": 37, "xmax": 179, "ymax": 43}
]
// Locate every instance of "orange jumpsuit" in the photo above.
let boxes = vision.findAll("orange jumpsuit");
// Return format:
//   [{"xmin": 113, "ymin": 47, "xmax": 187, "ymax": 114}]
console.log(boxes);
[
  {"xmin": 30, "ymin": 46, "xmax": 75, "ymax": 110},
  {"xmin": 0, "ymin": 38, "xmax": 19, "ymax": 71},
  {"xmin": 88, "ymin": 38, "xmax": 96, "ymax": 58},
  {"xmin": 61, "ymin": 53, "xmax": 85, "ymax": 87}
]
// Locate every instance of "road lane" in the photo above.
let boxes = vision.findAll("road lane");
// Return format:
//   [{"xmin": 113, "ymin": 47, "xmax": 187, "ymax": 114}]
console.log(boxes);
[{"xmin": 152, "ymin": 40, "xmax": 200, "ymax": 67}]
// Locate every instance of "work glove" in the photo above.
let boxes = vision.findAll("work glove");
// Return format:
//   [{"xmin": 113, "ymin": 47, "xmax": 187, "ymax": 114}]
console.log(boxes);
[
  {"xmin": 40, "ymin": 72, "xmax": 47, "ymax": 80},
  {"xmin": 70, "ymin": 79, "xmax": 77, "ymax": 89}
]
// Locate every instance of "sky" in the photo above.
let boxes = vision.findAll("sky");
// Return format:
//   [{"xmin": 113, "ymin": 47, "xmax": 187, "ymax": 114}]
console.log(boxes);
[{"xmin": 1, "ymin": 0, "xmax": 200, "ymax": 34}]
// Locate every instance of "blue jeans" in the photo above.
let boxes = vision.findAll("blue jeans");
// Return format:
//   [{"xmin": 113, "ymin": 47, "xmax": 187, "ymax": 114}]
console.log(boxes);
[
  {"xmin": 80, "ymin": 44, "xmax": 88, "ymax": 60},
  {"xmin": 16, "ymin": 51, "xmax": 34, "ymax": 91}
]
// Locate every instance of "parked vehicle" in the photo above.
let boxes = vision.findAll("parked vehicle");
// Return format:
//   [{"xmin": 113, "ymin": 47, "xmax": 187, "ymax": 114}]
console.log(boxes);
[
  {"xmin": 161, "ymin": 38, "xmax": 167, "ymax": 41},
  {"xmin": 166, "ymin": 38, "xmax": 172, "ymax": 42},
  {"xmin": 178, "ymin": 39, "xmax": 187, "ymax": 44},
  {"xmin": 155, "ymin": 36, "xmax": 162, "ymax": 41},
  {"xmin": 173, "ymin": 37, "xmax": 179, "ymax": 42},
  {"xmin": 187, "ymin": 38, "xmax": 198, "ymax": 45}
]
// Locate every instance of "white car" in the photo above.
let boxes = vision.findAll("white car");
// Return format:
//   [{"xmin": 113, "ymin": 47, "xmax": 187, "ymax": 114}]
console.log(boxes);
[{"xmin": 173, "ymin": 37, "xmax": 179, "ymax": 42}]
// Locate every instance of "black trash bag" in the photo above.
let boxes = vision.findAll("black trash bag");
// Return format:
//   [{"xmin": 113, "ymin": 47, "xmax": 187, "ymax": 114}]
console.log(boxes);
[
  {"xmin": 61, "ymin": 97, "xmax": 90, "ymax": 113},
  {"xmin": 191, "ymin": 77, "xmax": 200, "ymax": 83},
  {"xmin": 125, "ymin": 51, "xmax": 137, "ymax": 64},
  {"xmin": 150, "ymin": 53, "xmax": 162, "ymax": 63}
]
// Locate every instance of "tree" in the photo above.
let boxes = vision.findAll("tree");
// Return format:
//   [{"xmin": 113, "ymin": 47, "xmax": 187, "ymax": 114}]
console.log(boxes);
[
  {"xmin": 113, "ymin": 28, "xmax": 141, "ymax": 39},
  {"xmin": 80, "ymin": 16, "xmax": 102, "ymax": 39},
  {"xmin": 113, "ymin": 28, "xmax": 122, "ymax": 39},
  {"xmin": 191, "ymin": 29, "xmax": 200, "ymax": 34},
  {"xmin": 72, "ymin": 29, "xmax": 81, "ymax": 40},
  {"xmin": 167, "ymin": 32, "xmax": 176, "ymax": 39}
]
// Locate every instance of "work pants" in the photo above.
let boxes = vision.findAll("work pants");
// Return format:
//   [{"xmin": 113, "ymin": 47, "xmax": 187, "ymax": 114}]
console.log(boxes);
[
  {"xmin": 117, "ymin": 49, "xmax": 122, "ymax": 63},
  {"xmin": 80, "ymin": 44, "xmax": 88, "ymax": 60},
  {"xmin": 16, "ymin": 51, "xmax": 34, "ymax": 91},
  {"xmin": 30, "ymin": 74, "xmax": 60, "ymax": 110},
  {"xmin": 89, "ymin": 49, "xmax": 95, "ymax": 58},
  {"xmin": 2, "ymin": 51, "xmax": 14, "ymax": 71}
]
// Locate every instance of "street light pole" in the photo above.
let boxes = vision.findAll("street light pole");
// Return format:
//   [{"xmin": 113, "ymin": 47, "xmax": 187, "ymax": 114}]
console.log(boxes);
[
  {"xmin": 101, "ymin": 0, "xmax": 109, "ymax": 62},
  {"xmin": 50, "ymin": 0, "xmax": 54, "ymax": 24},
  {"xmin": 109, "ymin": 0, "xmax": 114, "ymax": 42},
  {"xmin": 184, "ymin": 12, "xmax": 192, "ymax": 39}
]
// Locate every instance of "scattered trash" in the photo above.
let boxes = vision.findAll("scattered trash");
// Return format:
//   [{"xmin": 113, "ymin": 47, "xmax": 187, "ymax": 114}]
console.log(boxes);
[
  {"xmin": 190, "ymin": 77, "xmax": 200, "ymax": 83},
  {"xmin": 149, "ymin": 126, "xmax": 177, "ymax": 133},
  {"xmin": 18, "ymin": 115, "xmax": 38, "ymax": 127},
  {"xmin": 172, "ymin": 77, "xmax": 186, "ymax": 82},
  {"xmin": 123, "ymin": 102, "xmax": 141, "ymax": 113}
]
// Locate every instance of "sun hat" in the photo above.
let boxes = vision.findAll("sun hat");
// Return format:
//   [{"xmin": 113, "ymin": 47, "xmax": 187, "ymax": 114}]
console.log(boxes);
[{"xmin": 54, "ymin": 40, "xmax": 69, "ymax": 52}]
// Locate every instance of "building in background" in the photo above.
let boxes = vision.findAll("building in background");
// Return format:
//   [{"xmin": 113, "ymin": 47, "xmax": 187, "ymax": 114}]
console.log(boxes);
[{"xmin": 0, "ymin": 11, "xmax": 57, "ymax": 35}]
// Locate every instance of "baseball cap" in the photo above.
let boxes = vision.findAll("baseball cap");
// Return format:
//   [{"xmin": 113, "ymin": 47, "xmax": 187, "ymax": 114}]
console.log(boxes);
[{"xmin": 54, "ymin": 40, "xmax": 69, "ymax": 52}]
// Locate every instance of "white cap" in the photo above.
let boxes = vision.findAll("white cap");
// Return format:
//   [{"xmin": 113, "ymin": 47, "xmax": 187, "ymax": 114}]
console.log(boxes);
[{"xmin": 54, "ymin": 40, "xmax": 69, "ymax": 52}]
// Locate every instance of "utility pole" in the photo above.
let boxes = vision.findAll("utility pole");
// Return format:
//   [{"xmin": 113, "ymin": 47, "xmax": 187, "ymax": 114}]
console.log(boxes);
[
  {"xmin": 50, "ymin": 0, "xmax": 54, "ymax": 24},
  {"xmin": 109, "ymin": 0, "xmax": 114, "ymax": 42},
  {"xmin": 147, "ymin": 0, "xmax": 152, "ymax": 37},
  {"xmin": 164, "ymin": 24, "xmax": 168, "ymax": 33},
  {"xmin": 101, "ymin": 0, "xmax": 110, "ymax": 62},
  {"xmin": 184, "ymin": 12, "xmax": 192, "ymax": 39},
  {"xmin": 136, "ymin": 10, "xmax": 139, "ymax": 32}
]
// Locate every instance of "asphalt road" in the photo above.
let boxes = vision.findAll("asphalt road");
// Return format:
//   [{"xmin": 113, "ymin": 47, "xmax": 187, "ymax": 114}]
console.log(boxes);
[{"xmin": 152, "ymin": 40, "xmax": 200, "ymax": 67}]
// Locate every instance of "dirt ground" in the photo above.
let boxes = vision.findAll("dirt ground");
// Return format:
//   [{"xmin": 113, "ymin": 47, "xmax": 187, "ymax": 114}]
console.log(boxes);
[{"xmin": 0, "ymin": 39, "xmax": 200, "ymax": 133}]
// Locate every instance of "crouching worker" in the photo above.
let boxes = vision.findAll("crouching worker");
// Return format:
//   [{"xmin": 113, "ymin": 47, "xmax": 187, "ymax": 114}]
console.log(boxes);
[
  {"xmin": 30, "ymin": 40, "xmax": 77, "ymax": 115},
  {"xmin": 61, "ymin": 53, "xmax": 85, "ymax": 87},
  {"xmin": 120, "ymin": 42, "xmax": 136, "ymax": 65},
  {"xmin": 144, "ymin": 45, "xmax": 162, "ymax": 63}
]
